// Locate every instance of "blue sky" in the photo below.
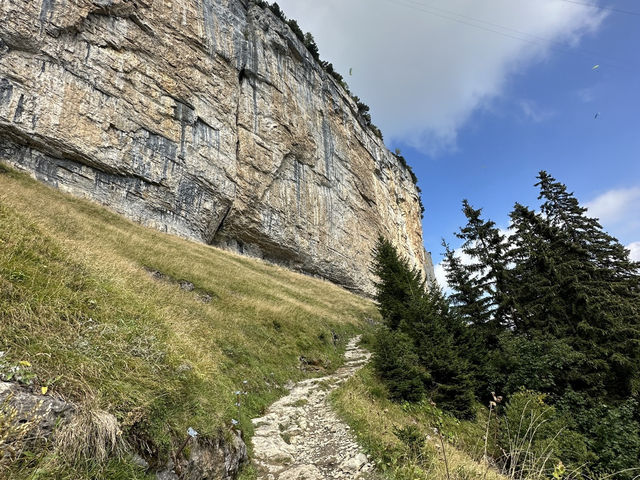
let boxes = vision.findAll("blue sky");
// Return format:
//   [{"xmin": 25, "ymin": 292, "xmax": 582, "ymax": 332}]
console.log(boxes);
[
  {"xmin": 406, "ymin": 2, "xmax": 640, "ymax": 265},
  {"xmin": 274, "ymin": 0, "xmax": 640, "ymax": 277}
]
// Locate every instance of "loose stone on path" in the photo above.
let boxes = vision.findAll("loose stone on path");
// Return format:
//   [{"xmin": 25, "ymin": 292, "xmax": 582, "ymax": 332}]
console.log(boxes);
[{"xmin": 252, "ymin": 336, "xmax": 376, "ymax": 479}]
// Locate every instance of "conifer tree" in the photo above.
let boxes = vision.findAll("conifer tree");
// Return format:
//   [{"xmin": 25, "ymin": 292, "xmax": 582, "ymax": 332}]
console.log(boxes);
[
  {"xmin": 371, "ymin": 237, "xmax": 475, "ymax": 416},
  {"xmin": 442, "ymin": 240, "xmax": 491, "ymax": 327},
  {"xmin": 454, "ymin": 200, "xmax": 512, "ymax": 332},
  {"xmin": 439, "ymin": 172, "xmax": 640, "ymax": 474},
  {"xmin": 371, "ymin": 236, "xmax": 424, "ymax": 330},
  {"xmin": 530, "ymin": 172, "xmax": 640, "ymax": 402}
]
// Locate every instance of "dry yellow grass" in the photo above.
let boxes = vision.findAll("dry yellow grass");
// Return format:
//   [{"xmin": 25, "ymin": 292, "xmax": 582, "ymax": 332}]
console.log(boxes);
[
  {"xmin": 332, "ymin": 364, "xmax": 509, "ymax": 480},
  {"xmin": 0, "ymin": 163, "xmax": 378, "ymax": 478}
]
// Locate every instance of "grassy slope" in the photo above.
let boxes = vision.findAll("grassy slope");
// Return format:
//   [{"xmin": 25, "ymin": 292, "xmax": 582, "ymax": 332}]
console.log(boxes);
[
  {"xmin": 332, "ymin": 336, "xmax": 508, "ymax": 480},
  {"xmin": 0, "ymin": 164, "xmax": 378, "ymax": 478}
]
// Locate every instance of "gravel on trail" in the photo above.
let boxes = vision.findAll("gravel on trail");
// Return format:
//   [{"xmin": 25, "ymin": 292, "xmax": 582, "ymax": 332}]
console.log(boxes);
[{"xmin": 252, "ymin": 336, "xmax": 378, "ymax": 480}]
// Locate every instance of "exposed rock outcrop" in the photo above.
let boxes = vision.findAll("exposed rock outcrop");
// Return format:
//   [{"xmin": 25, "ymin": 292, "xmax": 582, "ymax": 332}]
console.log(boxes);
[
  {"xmin": 156, "ymin": 431, "xmax": 247, "ymax": 480},
  {"xmin": 0, "ymin": 0, "xmax": 434, "ymax": 294},
  {"xmin": 0, "ymin": 381, "xmax": 247, "ymax": 478},
  {"xmin": 0, "ymin": 381, "xmax": 74, "ymax": 440}
]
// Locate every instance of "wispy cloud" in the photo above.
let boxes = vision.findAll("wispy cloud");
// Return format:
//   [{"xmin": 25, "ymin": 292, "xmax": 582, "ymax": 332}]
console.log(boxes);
[
  {"xmin": 518, "ymin": 99, "xmax": 555, "ymax": 123},
  {"xmin": 586, "ymin": 187, "xmax": 640, "ymax": 227},
  {"xmin": 275, "ymin": 0, "xmax": 607, "ymax": 154},
  {"xmin": 434, "ymin": 262, "xmax": 449, "ymax": 292},
  {"xmin": 586, "ymin": 187, "xmax": 640, "ymax": 260}
]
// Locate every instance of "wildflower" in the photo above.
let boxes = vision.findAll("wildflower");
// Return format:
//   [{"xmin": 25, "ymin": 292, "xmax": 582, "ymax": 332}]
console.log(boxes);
[
  {"xmin": 231, "ymin": 419, "xmax": 239, "ymax": 426},
  {"xmin": 235, "ymin": 390, "xmax": 241, "ymax": 395},
  {"xmin": 242, "ymin": 380, "xmax": 248, "ymax": 384},
  {"xmin": 187, "ymin": 427, "xmax": 198, "ymax": 438},
  {"xmin": 41, "ymin": 386, "xmax": 48, "ymax": 395},
  {"xmin": 553, "ymin": 461, "xmax": 566, "ymax": 479},
  {"xmin": 19, "ymin": 360, "xmax": 31, "ymax": 367}
]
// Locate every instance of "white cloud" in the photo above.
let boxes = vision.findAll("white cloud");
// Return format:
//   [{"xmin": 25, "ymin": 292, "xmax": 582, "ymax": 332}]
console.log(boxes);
[
  {"xmin": 274, "ymin": 0, "xmax": 606, "ymax": 153},
  {"xmin": 584, "ymin": 188, "xmax": 640, "ymax": 261},
  {"xmin": 434, "ymin": 261, "xmax": 449, "ymax": 291},
  {"xmin": 585, "ymin": 187, "xmax": 640, "ymax": 245},
  {"xmin": 627, "ymin": 242, "xmax": 640, "ymax": 262}
]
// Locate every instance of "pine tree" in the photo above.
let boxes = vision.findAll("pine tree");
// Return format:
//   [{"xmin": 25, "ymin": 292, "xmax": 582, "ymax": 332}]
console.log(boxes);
[
  {"xmin": 443, "ymin": 202, "xmax": 513, "ymax": 399},
  {"xmin": 371, "ymin": 237, "xmax": 475, "ymax": 416},
  {"xmin": 442, "ymin": 240, "xmax": 491, "ymax": 326},
  {"xmin": 440, "ymin": 172, "xmax": 640, "ymax": 475},
  {"xmin": 371, "ymin": 236, "xmax": 424, "ymax": 330},
  {"xmin": 411, "ymin": 285, "xmax": 476, "ymax": 417},
  {"xmin": 528, "ymin": 172, "xmax": 640, "ymax": 402},
  {"xmin": 508, "ymin": 202, "xmax": 572, "ymax": 337},
  {"xmin": 455, "ymin": 200, "xmax": 512, "ymax": 332},
  {"xmin": 372, "ymin": 328, "xmax": 427, "ymax": 402}
]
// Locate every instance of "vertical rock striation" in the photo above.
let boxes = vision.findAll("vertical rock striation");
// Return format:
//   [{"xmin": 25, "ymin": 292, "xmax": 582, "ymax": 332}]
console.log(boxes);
[{"xmin": 0, "ymin": 0, "xmax": 434, "ymax": 294}]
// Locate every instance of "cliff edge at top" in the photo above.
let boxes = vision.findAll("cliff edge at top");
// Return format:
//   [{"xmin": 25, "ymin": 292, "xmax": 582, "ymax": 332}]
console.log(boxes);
[{"xmin": 0, "ymin": 0, "xmax": 434, "ymax": 294}]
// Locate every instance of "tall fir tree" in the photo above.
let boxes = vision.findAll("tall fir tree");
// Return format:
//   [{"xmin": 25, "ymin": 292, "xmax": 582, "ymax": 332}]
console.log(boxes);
[
  {"xmin": 437, "ymin": 172, "xmax": 640, "ymax": 475},
  {"xmin": 371, "ymin": 236, "xmax": 424, "ymax": 330},
  {"xmin": 455, "ymin": 200, "xmax": 512, "ymax": 332},
  {"xmin": 371, "ymin": 237, "xmax": 475, "ymax": 417},
  {"xmin": 528, "ymin": 172, "xmax": 640, "ymax": 402}
]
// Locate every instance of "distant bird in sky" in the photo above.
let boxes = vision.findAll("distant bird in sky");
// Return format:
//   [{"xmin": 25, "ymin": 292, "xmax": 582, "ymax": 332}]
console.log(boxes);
[
  {"xmin": 592, "ymin": 64, "xmax": 600, "ymax": 70},
  {"xmin": 349, "ymin": 67, "xmax": 353, "ymax": 76},
  {"xmin": 594, "ymin": 112, "xmax": 600, "ymax": 119}
]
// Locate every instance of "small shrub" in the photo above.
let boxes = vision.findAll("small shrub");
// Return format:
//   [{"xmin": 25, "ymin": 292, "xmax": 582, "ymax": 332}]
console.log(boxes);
[
  {"xmin": 372, "ymin": 328, "xmax": 426, "ymax": 402},
  {"xmin": 393, "ymin": 424, "xmax": 425, "ymax": 457}
]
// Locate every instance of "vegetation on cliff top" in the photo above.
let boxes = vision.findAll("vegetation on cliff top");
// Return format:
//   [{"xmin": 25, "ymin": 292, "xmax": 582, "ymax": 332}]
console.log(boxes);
[{"xmin": 0, "ymin": 165, "xmax": 377, "ymax": 479}]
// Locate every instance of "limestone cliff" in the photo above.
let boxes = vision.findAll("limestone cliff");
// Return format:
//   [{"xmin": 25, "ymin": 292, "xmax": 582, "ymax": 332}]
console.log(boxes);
[{"xmin": 0, "ymin": 0, "xmax": 434, "ymax": 294}]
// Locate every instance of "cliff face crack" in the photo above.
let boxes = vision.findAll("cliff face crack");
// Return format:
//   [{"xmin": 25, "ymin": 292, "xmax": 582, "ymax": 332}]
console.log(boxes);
[
  {"xmin": 234, "ymin": 67, "xmax": 243, "ymax": 173},
  {"xmin": 258, "ymin": 153, "xmax": 292, "ymax": 204},
  {"xmin": 209, "ymin": 202, "xmax": 233, "ymax": 244}
]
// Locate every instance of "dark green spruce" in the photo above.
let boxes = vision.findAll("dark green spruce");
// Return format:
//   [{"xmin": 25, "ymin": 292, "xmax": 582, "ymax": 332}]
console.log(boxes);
[{"xmin": 371, "ymin": 171, "xmax": 640, "ymax": 477}]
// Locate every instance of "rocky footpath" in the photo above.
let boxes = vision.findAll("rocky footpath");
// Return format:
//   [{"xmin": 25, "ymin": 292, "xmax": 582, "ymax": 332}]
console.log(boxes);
[
  {"xmin": 252, "ymin": 337, "xmax": 376, "ymax": 479},
  {"xmin": 0, "ymin": 0, "xmax": 433, "ymax": 295}
]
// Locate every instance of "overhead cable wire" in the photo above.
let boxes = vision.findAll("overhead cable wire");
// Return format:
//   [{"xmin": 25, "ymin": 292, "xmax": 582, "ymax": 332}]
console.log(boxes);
[{"xmin": 377, "ymin": 0, "xmax": 633, "ymax": 71}]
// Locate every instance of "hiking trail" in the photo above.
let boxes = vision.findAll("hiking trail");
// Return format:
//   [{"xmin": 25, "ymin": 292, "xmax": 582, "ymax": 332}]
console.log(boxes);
[{"xmin": 252, "ymin": 336, "xmax": 377, "ymax": 479}]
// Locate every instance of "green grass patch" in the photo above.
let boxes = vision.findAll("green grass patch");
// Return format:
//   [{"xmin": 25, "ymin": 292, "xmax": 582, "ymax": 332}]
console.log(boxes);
[
  {"xmin": 0, "ymin": 165, "xmax": 379, "ymax": 478},
  {"xmin": 331, "ymin": 365, "xmax": 506, "ymax": 480}
]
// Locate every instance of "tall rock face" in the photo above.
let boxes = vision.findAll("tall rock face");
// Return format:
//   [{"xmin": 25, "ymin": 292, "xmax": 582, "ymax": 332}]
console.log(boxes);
[{"xmin": 0, "ymin": 0, "xmax": 434, "ymax": 294}]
